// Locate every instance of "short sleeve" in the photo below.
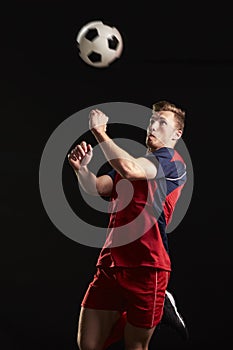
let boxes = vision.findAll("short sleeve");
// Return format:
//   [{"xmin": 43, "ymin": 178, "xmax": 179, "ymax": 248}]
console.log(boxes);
[{"xmin": 142, "ymin": 149, "xmax": 186, "ymax": 181}]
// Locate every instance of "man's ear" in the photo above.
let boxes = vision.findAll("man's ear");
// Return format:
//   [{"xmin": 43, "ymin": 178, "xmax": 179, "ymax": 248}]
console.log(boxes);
[{"xmin": 172, "ymin": 129, "xmax": 183, "ymax": 141}]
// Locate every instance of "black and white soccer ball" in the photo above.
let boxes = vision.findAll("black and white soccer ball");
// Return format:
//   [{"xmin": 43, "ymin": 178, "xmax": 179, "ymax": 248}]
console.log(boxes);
[{"xmin": 76, "ymin": 21, "xmax": 123, "ymax": 68}]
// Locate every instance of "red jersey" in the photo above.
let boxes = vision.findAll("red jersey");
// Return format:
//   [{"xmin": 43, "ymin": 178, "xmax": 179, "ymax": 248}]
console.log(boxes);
[{"xmin": 96, "ymin": 147, "xmax": 187, "ymax": 271}]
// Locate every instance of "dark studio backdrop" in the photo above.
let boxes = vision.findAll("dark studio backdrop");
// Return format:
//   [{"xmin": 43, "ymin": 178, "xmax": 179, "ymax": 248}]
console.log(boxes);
[{"xmin": 0, "ymin": 1, "xmax": 232, "ymax": 349}]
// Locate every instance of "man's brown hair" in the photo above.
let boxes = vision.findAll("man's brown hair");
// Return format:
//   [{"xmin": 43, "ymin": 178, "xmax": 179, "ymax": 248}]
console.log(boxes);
[{"xmin": 152, "ymin": 100, "xmax": 186, "ymax": 132}]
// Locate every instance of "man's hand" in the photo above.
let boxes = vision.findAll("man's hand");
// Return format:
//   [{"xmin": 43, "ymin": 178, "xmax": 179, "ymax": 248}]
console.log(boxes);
[
  {"xmin": 89, "ymin": 109, "xmax": 109, "ymax": 134},
  {"xmin": 68, "ymin": 141, "xmax": 93, "ymax": 172}
]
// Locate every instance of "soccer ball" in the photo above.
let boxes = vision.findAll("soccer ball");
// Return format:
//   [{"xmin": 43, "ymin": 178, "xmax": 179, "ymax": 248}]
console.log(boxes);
[{"xmin": 76, "ymin": 21, "xmax": 123, "ymax": 68}]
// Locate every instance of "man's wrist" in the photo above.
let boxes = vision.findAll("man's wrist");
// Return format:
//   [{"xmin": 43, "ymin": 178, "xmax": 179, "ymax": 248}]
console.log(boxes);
[
  {"xmin": 91, "ymin": 128, "xmax": 106, "ymax": 136},
  {"xmin": 75, "ymin": 165, "xmax": 88, "ymax": 176},
  {"xmin": 91, "ymin": 129, "xmax": 110, "ymax": 143}
]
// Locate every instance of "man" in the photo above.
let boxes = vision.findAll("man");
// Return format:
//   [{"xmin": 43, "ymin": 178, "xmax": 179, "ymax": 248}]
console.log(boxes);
[{"xmin": 68, "ymin": 101, "xmax": 188, "ymax": 350}]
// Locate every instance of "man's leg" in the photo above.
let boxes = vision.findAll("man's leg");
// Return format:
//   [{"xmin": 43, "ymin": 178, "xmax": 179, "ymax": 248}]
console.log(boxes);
[
  {"xmin": 102, "ymin": 267, "xmax": 168, "ymax": 350},
  {"xmin": 159, "ymin": 290, "xmax": 189, "ymax": 340},
  {"xmin": 77, "ymin": 307, "xmax": 120, "ymax": 350},
  {"xmin": 102, "ymin": 290, "xmax": 189, "ymax": 349},
  {"xmin": 103, "ymin": 311, "xmax": 127, "ymax": 350},
  {"xmin": 124, "ymin": 322, "xmax": 156, "ymax": 350}
]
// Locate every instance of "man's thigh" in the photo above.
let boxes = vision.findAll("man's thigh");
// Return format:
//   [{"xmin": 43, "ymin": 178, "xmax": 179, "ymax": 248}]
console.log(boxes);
[
  {"xmin": 77, "ymin": 307, "xmax": 120, "ymax": 350},
  {"xmin": 124, "ymin": 322, "xmax": 156, "ymax": 350},
  {"xmin": 117, "ymin": 267, "xmax": 170, "ymax": 328},
  {"xmin": 81, "ymin": 267, "xmax": 125, "ymax": 311}
]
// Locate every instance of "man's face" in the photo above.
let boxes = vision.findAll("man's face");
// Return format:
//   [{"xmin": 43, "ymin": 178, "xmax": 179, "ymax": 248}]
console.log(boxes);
[{"xmin": 146, "ymin": 111, "xmax": 179, "ymax": 150}]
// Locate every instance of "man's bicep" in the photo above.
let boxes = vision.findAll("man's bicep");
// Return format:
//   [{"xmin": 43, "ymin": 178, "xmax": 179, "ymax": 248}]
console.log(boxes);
[
  {"xmin": 96, "ymin": 174, "xmax": 114, "ymax": 196},
  {"xmin": 136, "ymin": 157, "xmax": 157, "ymax": 179}
]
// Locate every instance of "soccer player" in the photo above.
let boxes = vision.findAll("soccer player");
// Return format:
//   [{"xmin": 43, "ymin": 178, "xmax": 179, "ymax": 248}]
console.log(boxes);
[{"xmin": 68, "ymin": 101, "xmax": 188, "ymax": 350}]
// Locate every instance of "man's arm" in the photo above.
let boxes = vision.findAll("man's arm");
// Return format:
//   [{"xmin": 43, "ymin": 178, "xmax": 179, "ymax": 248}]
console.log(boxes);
[
  {"xmin": 68, "ymin": 141, "xmax": 113, "ymax": 196},
  {"xmin": 89, "ymin": 109, "xmax": 157, "ymax": 180}
]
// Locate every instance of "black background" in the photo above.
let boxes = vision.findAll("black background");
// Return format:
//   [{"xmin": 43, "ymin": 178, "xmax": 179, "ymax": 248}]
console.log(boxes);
[{"xmin": 1, "ymin": 1, "xmax": 232, "ymax": 349}]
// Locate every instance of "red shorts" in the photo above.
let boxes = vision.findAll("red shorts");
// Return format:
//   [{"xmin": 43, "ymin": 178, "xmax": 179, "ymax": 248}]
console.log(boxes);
[{"xmin": 81, "ymin": 266, "xmax": 170, "ymax": 328}]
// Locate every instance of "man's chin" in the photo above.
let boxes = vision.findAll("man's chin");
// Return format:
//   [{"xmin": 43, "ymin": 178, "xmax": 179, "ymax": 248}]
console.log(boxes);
[
  {"xmin": 146, "ymin": 138, "xmax": 155, "ymax": 147},
  {"xmin": 146, "ymin": 139, "xmax": 164, "ymax": 151}
]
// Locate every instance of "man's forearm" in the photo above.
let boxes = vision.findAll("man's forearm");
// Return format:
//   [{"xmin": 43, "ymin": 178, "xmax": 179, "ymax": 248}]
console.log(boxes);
[
  {"xmin": 92, "ymin": 130, "xmax": 137, "ymax": 178},
  {"xmin": 75, "ymin": 166, "xmax": 99, "ymax": 196}
]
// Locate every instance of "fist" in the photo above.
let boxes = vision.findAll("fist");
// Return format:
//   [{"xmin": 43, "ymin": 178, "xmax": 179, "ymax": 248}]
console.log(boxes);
[
  {"xmin": 68, "ymin": 141, "xmax": 93, "ymax": 171},
  {"xmin": 89, "ymin": 109, "xmax": 109, "ymax": 133}
]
